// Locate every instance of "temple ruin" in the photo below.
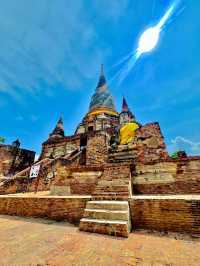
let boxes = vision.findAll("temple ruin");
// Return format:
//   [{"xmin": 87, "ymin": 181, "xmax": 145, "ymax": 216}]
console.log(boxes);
[{"xmin": 0, "ymin": 66, "xmax": 199, "ymax": 238}]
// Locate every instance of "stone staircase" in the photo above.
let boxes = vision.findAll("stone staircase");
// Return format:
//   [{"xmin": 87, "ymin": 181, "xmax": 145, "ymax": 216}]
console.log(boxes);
[
  {"xmin": 108, "ymin": 149, "xmax": 136, "ymax": 163},
  {"xmin": 79, "ymin": 200, "xmax": 131, "ymax": 237},
  {"xmin": 92, "ymin": 179, "xmax": 131, "ymax": 200}
]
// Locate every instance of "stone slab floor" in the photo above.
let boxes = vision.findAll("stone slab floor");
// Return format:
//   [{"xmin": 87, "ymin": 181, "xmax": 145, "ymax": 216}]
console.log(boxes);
[{"xmin": 0, "ymin": 215, "xmax": 199, "ymax": 266}]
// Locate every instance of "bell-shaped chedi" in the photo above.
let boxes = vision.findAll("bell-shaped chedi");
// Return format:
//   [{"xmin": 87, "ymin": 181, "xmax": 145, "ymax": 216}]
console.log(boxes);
[
  {"xmin": 49, "ymin": 117, "xmax": 65, "ymax": 140},
  {"xmin": 89, "ymin": 64, "xmax": 116, "ymax": 114},
  {"xmin": 75, "ymin": 65, "xmax": 119, "ymax": 134}
]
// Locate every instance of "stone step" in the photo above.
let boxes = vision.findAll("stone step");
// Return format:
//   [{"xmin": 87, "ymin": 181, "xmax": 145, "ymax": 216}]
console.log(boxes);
[
  {"xmin": 79, "ymin": 218, "xmax": 129, "ymax": 237},
  {"xmin": 108, "ymin": 159, "xmax": 132, "ymax": 163},
  {"xmin": 92, "ymin": 192, "xmax": 129, "ymax": 196},
  {"xmin": 97, "ymin": 180, "xmax": 130, "ymax": 186},
  {"xmin": 100, "ymin": 176, "xmax": 131, "ymax": 180},
  {"xmin": 86, "ymin": 200, "xmax": 129, "ymax": 211},
  {"xmin": 93, "ymin": 190, "xmax": 129, "ymax": 194},
  {"xmin": 108, "ymin": 159, "xmax": 134, "ymax": 164},
  {"xmin": 108, "ymin": 151, "xmax": 135, "ymax": 157},
  {"xmin": 83, "ymin": 209, "xmax": 129, "ymax": 220},
  {"xmin": 108, "ymin": 155, "xmax": 136, "ymax": 161},
  {"xmin": 108, "ymin": 156, "xmax": 135, "ymax": 161},
  {"xmin": 92, "ymin": 195, "xmax": 129, "ymax": 201},
  {"xmin": 109, "ymin": 150, "xmax": 134, "ymax": 155},
  {"xmin": 108, "ymin": 154, "xmax": 135, "ymax": 160},
  {"xmin": 80, "ymin": 200, "xmax": 131, "ymax": 237},
  {"xmin": 94, "ymin": 186, "xmax": 129, "ymax": 193},
  {"xmin": 93, "ymin": 179, "xmax": 131, "ymax": 200}
]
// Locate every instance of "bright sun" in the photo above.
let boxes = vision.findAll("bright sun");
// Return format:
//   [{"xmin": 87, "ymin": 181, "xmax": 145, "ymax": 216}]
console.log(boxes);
[
  {"xmin": 137, "ymin": 26, "xmax": 160, "ymax": 55},
  {"xmin": 113, "ymin": 0, "xmax": 184, "ymax": 84}
]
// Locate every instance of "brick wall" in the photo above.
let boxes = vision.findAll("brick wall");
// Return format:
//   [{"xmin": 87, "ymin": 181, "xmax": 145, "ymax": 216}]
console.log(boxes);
[
  {"xmin": 133, "ymin": 158, "xmax": 200, "ymax": 194},
  {"xmin": 0, "ymin": 176, "xmax": 52, "ymax": 195},
  {"xmin": 86, "ymin": 133, "xmax": 108, "ymax": 166},
  {"xmin": 0, "ymin": 195, "xmax": 90, "ymax": 224},
  {"xmin": 40, "ymin": 137, "xmax": 80, "ymax": 160},
  {"xmin": 0, "ymin": 159, "xmax": 104, "ymax": 195},
  {"xmin": 0, "ymin": 195, "xmax": 199, "ymax": 235},
  {"xmin": 129, "ymin": 196, "xmax": 200, "ymax": 235},
  {"xmin": 0, "ymin": 145, "xmax": 35, "ymax": 177},
  {"xmin": 102, "ymin": 163, "xmax": 131, "ymax": 180},
  {"xmin": 52, "ymin": 162, "xmax": 103, "ymax": 195},
  {"xmin": 134, "ymin": 122, "xmax": 168, "ymax": 164}
]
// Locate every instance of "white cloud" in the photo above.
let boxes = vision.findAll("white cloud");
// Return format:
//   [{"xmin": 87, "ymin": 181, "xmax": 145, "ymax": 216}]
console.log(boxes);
[
  {"xmin": 0, "ymin": 0, "xmax": 123, "ymax": 101},
  {"xmin": 168, "ymin": 136, "xmax": 200, "ymax": 155}
]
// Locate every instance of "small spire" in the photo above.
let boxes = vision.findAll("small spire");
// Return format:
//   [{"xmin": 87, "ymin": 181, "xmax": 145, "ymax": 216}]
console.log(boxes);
[
  {"xmin": 121, "ymin": 97, "xmax": 136, "ymax": 122},
  {"xmin": 122, "ymin": 96, "xmax": 129, "ymax": 112},
  {"xmin": 57, "ymin": 116, "xmax": 63, "ymax": 125},
  {"xmin": 60, "ymin": 112, "xmax": 64, "ymax": 121},
  {"xmin": 12, "ymin": 139, "xmax": 20, "ymax": 148},
  {"xmin": 100, "ymin": 64, "xmax": 104, "ymax": 76},
  {"xmin": 49, "ymin": 116, "xmax": 64, "ymax": 139}
]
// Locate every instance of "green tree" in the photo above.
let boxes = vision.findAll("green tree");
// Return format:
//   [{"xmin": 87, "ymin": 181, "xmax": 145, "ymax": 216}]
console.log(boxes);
[
  {"xmin": 170, "ymin": 151, "xmax": 179, "ymax": 159},
  {"xmin": 0, "ymin": 137, "xmax": 5, "ymax": 143}
]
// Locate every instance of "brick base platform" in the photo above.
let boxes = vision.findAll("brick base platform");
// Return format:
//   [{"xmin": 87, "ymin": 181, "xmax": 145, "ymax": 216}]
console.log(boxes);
[
  {"xmin": 0, "ymin": 193, "xmax": 199, "ymax": 237},
  {"xmin": 0, "ymin": 193, "xmax": 91, "ymax": 224},
  {"xmin": 129, "ymin": 195, "xmax": 200, "ymax": 236}
]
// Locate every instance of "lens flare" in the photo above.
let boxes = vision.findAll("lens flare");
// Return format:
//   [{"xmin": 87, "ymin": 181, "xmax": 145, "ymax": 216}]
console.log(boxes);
[
  {"xmin": 110, "ymin": 0, "xmax": 184, "ymax": 85},
  {"xmin": 137, "ymin": 26, "xmax": 160, "ymax": 55},
  {"xmin": 137, "ymin": 1, "xmax": 179, "ymax": 56}
]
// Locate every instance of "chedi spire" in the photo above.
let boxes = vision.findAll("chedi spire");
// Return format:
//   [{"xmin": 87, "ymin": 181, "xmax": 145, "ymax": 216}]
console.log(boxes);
[
  {"xmin": 120, "ymin": 97, "xmax": 136, "ymax": 125},
  {"xmin": 89, "ymin": 64, "xmax": 116, "ymax": 112},
  {"xmin": 49, "ymin": 117, "xmax": 64, "ymax": 139},
  {"xmin": 122, "ymin": 97, "xmax": 129, "ymax": 112},
  {"xmin": 96, "ymin": 64, "xmax": 106, "ymax": 88}
]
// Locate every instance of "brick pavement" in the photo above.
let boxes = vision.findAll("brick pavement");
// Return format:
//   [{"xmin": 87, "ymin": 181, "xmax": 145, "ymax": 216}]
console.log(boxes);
[{"xmin": 0, "ymin": 215, "xmax": 199, "ymax": 266}]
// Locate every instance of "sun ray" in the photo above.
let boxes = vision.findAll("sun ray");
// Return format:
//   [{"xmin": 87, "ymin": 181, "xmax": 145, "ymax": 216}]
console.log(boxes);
[
  {"xmin": 108, "ymin": 65, "xmax": 126, "ymax": 85},
  {"xmin": 112, "ymin": 0, "xmax": 184, "ymax": 85},
  {"xmin": 163, "ymin": 5, "xmax": 186, "ymax": 29},
  {"xmin": 111, "ymin": 52, "xmax": 134, "ymax": 69},
  {"xmin": 118, "ymin": 55, "xmax": 138, "ymax": 85}
]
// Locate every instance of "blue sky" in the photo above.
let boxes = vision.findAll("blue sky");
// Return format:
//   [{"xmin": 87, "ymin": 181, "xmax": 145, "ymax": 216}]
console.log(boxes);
[{"xmin": 0, "ymin": 0, "xmax": 199, "ymax": 156}]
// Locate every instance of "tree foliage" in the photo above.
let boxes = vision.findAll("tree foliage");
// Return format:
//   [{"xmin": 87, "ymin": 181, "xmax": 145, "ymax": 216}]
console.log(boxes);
[{"xmin": 0, "ymin": 137, "xmax": 5, "ymax": 143}]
